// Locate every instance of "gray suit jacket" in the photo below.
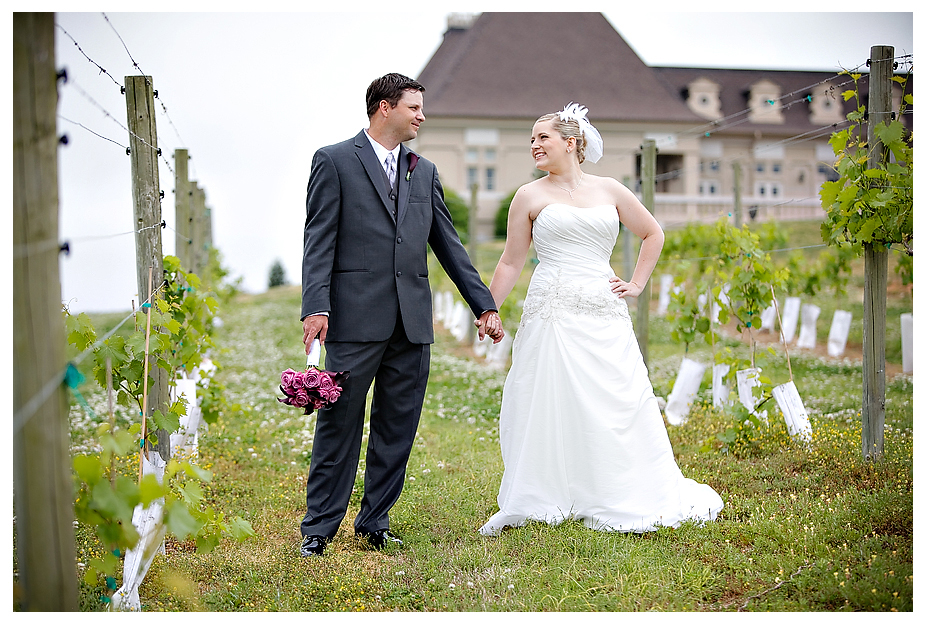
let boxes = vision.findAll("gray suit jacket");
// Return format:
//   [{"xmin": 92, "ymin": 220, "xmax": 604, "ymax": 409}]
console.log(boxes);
[{"xmin": 301, "ymin": 130, "xmax": 496, "ymax": 344}]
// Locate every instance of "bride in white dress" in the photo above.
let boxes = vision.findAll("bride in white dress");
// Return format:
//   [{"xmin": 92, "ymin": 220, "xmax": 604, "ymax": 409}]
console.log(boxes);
[{"xmin": 478, "ymin": 104, "xmax": 723, "ymax": 535}]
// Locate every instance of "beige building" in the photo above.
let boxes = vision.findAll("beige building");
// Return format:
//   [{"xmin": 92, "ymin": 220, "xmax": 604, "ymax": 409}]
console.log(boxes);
[{"xmin": 410, "ymin": 12, "xmax": 909, "ymax": 239}]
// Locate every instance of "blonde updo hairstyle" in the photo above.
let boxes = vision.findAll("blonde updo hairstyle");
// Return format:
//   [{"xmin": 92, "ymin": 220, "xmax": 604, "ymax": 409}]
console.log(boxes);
[{"xmin": 536, "ymin": 113, "xmax": 587, "ymax": 164}]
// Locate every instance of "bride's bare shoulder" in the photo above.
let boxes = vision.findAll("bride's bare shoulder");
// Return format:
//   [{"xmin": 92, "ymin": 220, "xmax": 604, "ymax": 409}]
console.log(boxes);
[
  {"xmin": 511, "ymin": 181, "xmax": 549, "ymax": 218},
  {"xmin": 583, "ymin": 173, "xmax": 624, "ymax": 191},
  {"xmin": 586, "ymin": 175, "xmax": 638, "ymax": 203}
]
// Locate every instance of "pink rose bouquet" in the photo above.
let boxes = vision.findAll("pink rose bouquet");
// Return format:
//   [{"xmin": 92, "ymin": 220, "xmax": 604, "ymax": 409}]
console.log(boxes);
[{"xmin": 278, "ymin": 366, "xmax": 349, "ymax": 415}]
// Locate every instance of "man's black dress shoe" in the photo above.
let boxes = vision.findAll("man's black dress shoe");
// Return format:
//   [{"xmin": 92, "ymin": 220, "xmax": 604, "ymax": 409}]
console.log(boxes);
[
  {"xmin": 361, "ymin": 529, "xmax": 402, "ymax": 550},
  {"xmin": 300, "ymin": 535, "xmax": 327, "ymax": 557}
]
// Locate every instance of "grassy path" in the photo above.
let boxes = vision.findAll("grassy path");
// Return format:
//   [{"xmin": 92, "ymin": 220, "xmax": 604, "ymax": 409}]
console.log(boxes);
[{"xmin": 97, "ymin": 280, "xmax": 914, "ymax": 612}]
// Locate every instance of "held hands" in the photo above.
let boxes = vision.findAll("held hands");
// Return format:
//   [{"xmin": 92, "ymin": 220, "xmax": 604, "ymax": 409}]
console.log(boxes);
[
  {"xmin": 302, "ymin": 315, "xmax": 329, "ymax": 354},
  {"xmin": 610, "ymin": 277, "xmax": 643, "ymax": 299},
  {"xmin": 474, "ymin": 311, "xmax": 505, "ymax": 343}
]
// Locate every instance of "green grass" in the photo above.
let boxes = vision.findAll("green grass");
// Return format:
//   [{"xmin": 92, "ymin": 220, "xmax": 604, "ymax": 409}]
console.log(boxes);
[{"xmin": 57, "ymin": 227, "xmax": 913, "ymax": 612}]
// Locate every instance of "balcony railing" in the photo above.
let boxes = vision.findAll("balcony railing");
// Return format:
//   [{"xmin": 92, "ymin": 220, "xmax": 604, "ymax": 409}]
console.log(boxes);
[{"xmin": 653, "ymin": 195, "xmax": 825, "ymax": 228}]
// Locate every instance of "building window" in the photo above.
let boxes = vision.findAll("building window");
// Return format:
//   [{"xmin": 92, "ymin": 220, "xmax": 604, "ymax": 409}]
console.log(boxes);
[
  {"xmin": 465, "ymin": 128, "xmax": 500, "ymax": 146},
  {"xmin": 463, "ymin": 142, "xmax": 500, "ymax": 192},
  {"xmin": 485, "ymin": 167, "xmax": 496, "ymax": 191},
  {"xmin": 810, "ymin": 82, "xmax": 844, "ymax": 125},
  {"xmin": 817, "ymin": 164, "xmax": 840, "ymax": 182},
  {"xmin": 756, "ymin": 162, "xmax": 766, "ymax": 173},
  {"xmin": 747, "ymin": 79, "xmax": 785, "ymax": 124},
  {"xmin": 686, "ymin": 77, "xmax": 722, "ymax": 120},
  {"xmin": 755, "ymin": 181, "xmax": 782, "ymax": 198},
  {"xmin": 467, "ymin": 167, "xmax": 478, "ymax": 188},
  {"xmin": 772, "ymin": 162, "xmax": 782, "ymax": 174},
  {"xmin": 700, "ymin": 180, "xmax": 720, "ymax": 196}
]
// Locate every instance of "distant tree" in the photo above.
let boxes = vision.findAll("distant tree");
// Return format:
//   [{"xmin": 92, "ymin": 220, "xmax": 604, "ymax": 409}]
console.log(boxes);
[
  {"xmin": 268, "ymin": 260, "xmax": 287, "ymax": 288},
  {"xmin": 494, "ymin": 190, "xmax": 517, "ymax": 238},
  {"xmin": 495, "ymin": 171, "xmax": 542, "ymax": 239},
  {"xmin": 444, "ymin": 188, "xmax": 469, "ymax": 243}
]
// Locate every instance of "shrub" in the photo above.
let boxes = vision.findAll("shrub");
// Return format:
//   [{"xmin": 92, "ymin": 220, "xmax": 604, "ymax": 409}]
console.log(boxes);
[
  {"xmin": 494, "ymin": 190, "xmax": 517, "ymax": 238},
  {"xmin": 268, "ymin": 260, "xmax": 286, "ymax": 288},
  {"xmin": 444, "ymin": 188, "xmax": 469, "ymax": 243}
]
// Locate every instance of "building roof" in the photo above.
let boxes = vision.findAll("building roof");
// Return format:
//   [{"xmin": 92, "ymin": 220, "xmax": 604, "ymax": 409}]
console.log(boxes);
[
  {"xmin": 652, "ymin": 66, "xmax": 854, "ymax": 136},
  {"xmin": 416, "ymin": 12, "xmax": 704, "ymax": 124}
]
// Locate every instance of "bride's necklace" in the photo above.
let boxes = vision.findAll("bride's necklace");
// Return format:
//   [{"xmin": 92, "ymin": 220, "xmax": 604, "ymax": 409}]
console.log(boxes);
[{"xmin": 550, "ymin": 172, "xmax": 584, "ymax": 199}]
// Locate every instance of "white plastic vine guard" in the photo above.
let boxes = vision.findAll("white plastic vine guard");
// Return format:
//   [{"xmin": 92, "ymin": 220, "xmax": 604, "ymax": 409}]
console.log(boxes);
[
  {"xmin": 772, "ymin": 380, "xmax": 812, "ymax": 442},
  {"xmin": 665, "ymin": 357, "xmax": 707, "ymax": 426}
]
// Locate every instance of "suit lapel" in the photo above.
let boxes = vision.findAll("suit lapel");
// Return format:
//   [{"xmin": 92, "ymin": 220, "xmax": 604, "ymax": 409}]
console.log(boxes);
[{"xmin": 354, "ymin": 132, "xmax": 396, "ymax": 221}]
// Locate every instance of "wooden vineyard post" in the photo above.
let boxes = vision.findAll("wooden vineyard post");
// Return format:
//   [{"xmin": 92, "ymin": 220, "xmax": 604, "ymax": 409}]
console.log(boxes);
[
  {"xmin": 190, "ymin": 182, "xmax": 205, "ymax": 275},
  {"xmin": 12, "ymin": 11, "xmax": 79, "ymax": 611},
  {"xmin": 125, "ymin": 75, "xmax": 170, "ymax": 461},
  {"xmin": 174, "ymin": 148, "xmax": 193, "ymax": 270},
  {"xmin": 861, "ymin": 46, "xmax": 893, "ymax": 463}
]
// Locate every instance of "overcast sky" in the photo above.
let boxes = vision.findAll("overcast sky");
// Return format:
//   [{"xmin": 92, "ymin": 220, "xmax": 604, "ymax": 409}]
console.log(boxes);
[{"xmin": 41, "ymin": 6, "xmax": 914, "ymax": 314}]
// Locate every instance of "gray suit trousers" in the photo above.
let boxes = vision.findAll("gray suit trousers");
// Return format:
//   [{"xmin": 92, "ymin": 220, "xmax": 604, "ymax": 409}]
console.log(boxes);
[{"xmin": 300, "ymin": 310, "xmax": 429, "ymax": 540}]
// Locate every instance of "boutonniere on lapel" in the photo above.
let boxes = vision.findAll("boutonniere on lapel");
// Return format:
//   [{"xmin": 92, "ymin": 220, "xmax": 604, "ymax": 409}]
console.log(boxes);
[{"xmin": 406, "ymin": 153, "xmax": 419, "ymax": 181}]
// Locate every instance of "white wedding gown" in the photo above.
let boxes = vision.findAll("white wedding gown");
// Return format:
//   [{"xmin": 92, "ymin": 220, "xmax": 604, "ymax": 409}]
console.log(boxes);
[{"xmin": 480, "ymin": 204, "xmax": 723, "ymax": 535}]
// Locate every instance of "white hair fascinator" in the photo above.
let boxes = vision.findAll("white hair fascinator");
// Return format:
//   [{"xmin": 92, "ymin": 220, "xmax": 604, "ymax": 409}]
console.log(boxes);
[{"xmin": 557, "ymin": 103, "xmax": 603, "ymax": 163}]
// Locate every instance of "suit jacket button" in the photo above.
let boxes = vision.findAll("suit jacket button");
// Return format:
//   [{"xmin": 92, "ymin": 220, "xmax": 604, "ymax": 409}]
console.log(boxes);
[
  {"xmin": 396, "ymin": 271, "xmax": 402, "ymax": 277},
  {"xmin": 397, "ymin": 237, "xmax": 402, "ymax": 243}
]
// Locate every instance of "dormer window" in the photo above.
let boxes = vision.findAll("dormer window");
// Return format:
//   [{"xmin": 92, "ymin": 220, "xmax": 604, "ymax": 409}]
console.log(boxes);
[
  {"xmin": 686, "ymin": 77, "xmax": 722, "ymax": 120},
  {"xmin": 748, "ymin": 79, "xmax": 784, "ymax": 124},
  {"xmin": 809, "ymin": 82, "xmax": 844, "ymax": 125}
]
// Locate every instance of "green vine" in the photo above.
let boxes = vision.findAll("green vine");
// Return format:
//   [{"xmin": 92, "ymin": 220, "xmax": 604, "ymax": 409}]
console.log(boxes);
[
  {"xmin": 65, "ymin": 253, "xmax": 252, "ymax": 604},
  {"xmin": 665, "ymin": 221, "xmax": 790, "ymax": 446},
  {"xmin": 820, "ymin": 72, "xmax": 913, "ymax": 256},
  {"xmin": 666, "ymin": 220, "xmax": 790, "ymax": 348}
]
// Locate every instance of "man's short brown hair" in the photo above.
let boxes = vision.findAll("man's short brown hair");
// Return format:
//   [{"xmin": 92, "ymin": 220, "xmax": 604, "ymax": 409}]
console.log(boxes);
[{"xmin": 366, "ymin": 73, "xmax": 425, "ymax": 118}]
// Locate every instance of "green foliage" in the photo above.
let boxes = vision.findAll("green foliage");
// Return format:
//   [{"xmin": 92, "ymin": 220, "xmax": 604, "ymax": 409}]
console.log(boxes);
[
  {"xmin": 72, "ymin": 436, "xmax": 255, "ymax": 594},
  {"xmin": 66, "ymin": 257, "xmax": 220, "ymax": 416},
  {"xmin": 667, "ymin": 284, "xmax": 712, "ymax": 352},
  {"xmin": 268, "ymin": 259, "xmax": 287, "ymax": 288},
  {"xmin": 201, "ymin": 246, "xmax": 242, "ymax": 304},
  {"xmin": 715, "ymin": 223, "xmax": 790, "ymax": 334},
  {"xmin": 713, "ymin": 402, "xmax": 765, "ymax": 457},
  {"xmin": 661, "ymin": 222, "xmax": 722, "ymax": 279},
  {"xmin": 791, "ymin": 241, "xmax": 858, "ymax": 298},
  {"xmin": 95, "ymin": 283, "xmax": 911, "ymax": 612},
  {"xmin": 820, "ymin": 72, "xmax": 913, "ymax": 259},
  {"xmin": 894, "ymin": 249, "xmax": 913, "ymax": 286},
  {"xmin": 665, "ymin": 220, "xmax": 790, "ymax": 352},
  {"xmin": 444, "ymin": 188, "xmax": 470, "ymax": 242},
  {"xmin": 665, "ymin": 221, "xmax": 793, "ymax": 430},
  {"xmin": 64, "ymin": 254, "xmax": 252, "ymax": 601},
  {"xmin": 495, "ymin": 189, "xmax": 517, "ymax": 238}
]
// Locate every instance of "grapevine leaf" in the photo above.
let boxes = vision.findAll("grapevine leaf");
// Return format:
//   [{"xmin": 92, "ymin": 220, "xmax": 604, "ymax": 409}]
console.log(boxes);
[
  {"xmin": 165, "ymin": 501, "xmax": 203, "ymax": 540},
  {"xmin": 227, "ymin": 516, "xmax": 256, "ymax": 541},
  {"xmin": 139, "ymin": 472, "xmax": 168, "ymax": 506},
  {"xmin": 180, "ymin": 480, "xmax": 204, "ymax": 505},
  {"xmin": 73, "ymin": 454, "xmax": 104, "ymax": 485}
]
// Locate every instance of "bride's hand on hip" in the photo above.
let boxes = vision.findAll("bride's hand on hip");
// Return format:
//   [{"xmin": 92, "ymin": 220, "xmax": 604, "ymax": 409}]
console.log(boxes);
[{"xmin": 610, "ymin": 276, "xmax": 642, "ymax": 299}]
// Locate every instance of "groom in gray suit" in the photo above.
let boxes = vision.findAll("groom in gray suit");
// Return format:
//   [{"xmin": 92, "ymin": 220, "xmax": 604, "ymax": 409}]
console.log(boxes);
[{"xmin": 299, "ymin": 73, "xmax": 503, "ymax": 557}]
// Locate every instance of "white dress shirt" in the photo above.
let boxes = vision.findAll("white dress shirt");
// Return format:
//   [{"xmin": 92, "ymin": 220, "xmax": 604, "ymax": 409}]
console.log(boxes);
[{"xmin": 364, "ymin": 129, "xmax": 401, "ymax": 183}]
